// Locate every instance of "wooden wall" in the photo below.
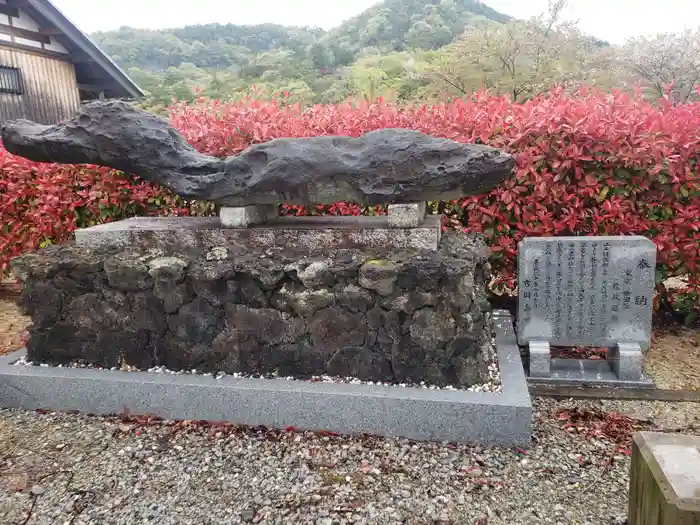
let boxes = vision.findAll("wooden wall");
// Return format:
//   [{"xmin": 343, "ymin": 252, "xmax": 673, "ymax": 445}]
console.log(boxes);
[{"xmin": 0, "ymin": 44, "xmax": 80, "ymax": 124}]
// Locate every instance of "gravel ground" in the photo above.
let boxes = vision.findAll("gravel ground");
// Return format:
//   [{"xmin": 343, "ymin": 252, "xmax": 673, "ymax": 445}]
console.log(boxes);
[
  {"xmin": 0, "ymin": 298, "xmax": 27, "ymax": 357},
  {"xmin": 1, "ymin": 398, "xmax": 698, "ymax": 525},
  {"xmin": 645, "ymin": 326, "xmax": 700, "ymax": 390}
]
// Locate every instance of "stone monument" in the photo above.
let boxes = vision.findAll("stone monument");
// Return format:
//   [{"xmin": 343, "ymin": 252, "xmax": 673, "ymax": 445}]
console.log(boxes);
[
  {"xmin": 518, "ymin": 236, "xmax": 656, "ymax": 385},
  {"xmin": 2, "ymin": 101, "xmax": 515, "ymax": 388}
]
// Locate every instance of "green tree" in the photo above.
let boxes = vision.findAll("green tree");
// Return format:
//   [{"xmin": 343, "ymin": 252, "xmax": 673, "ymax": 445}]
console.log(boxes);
[
  {"xmin": 310, "ymin": 43, "xmax": 335, "ymax": 70},
  {"xmin": 348, "ymin": 65, "xmax": 390, "ymax": 101},
  {"xmin": 621, "ymin": 29, "xmax": 700, "ymax": 102},
  {"xmin": 428, "ymin": 0, "xmax": 614, "ymax": 101}
]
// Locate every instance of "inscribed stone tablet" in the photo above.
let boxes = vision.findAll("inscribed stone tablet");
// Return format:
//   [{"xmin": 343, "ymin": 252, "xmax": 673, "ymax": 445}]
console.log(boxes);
[{"xmin": 517, "ymin": 236, "xmax": 656, "ymax": 349}]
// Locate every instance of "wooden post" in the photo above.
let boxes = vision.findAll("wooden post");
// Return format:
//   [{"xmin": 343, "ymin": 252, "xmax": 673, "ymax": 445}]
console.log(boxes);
[{"xmin": 629, "ymin": 432, "xmax": 700, "ymax": 525}]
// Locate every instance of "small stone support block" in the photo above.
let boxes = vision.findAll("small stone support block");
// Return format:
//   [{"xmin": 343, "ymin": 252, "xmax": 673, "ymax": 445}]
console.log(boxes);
[
  {"xmin": 609, "ymin": 342, "xmax": 644, "ymax": 382},
  {"xmin": 220, "ymin": 205, "xmax": 278, "ymax": 228},
  {"xmin": 528, "ymin": 340, "xmax": 551, "ymax": 378},
  {"xmin": 388, "ymin": 202, "xmax": 427, "ymax": 228}
]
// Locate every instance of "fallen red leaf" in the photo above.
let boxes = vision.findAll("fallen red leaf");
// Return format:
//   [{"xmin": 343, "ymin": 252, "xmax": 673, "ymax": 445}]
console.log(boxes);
[{"xmin": 556, "ymin": 407, "xmax": 655, "ymax": 447}]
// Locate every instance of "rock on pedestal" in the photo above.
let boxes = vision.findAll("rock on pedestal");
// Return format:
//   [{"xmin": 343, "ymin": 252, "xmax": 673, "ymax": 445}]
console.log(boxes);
[
  {"xmin": 1, "ymin": 101, "xmax": 514, "ymax": 208},
  {"xmin": 629, "ymin": 432, "xmax": 700, "ymax": 525}
]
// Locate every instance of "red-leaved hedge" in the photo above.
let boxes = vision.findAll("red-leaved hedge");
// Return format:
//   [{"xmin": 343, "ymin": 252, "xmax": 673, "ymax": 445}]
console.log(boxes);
[{"xmin": 2, "ymin": 88, "xmax": 699, "ymax": 305}]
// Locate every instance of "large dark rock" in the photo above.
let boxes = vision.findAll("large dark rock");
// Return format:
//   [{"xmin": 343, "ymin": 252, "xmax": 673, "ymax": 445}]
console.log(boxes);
[
  {"xmin": 309, "ymin": 307, "xmax": 367, "ymax": 354},
  {"xmin": 63, "ymin": 293, "xmax": 126, "ymax": 332},
  {"xmin": 167, "ymin": 297, "xmax": 222, "ymax": 344},
  {"xmin": 224, "ymin": 304, "xmax": 304, "ymax": 345},
  {"xmin": 1, "ymin": 101, "xmax": 513, "ymax": 206},
  {"xmin": 22, "ymin": 281, "xmax": 63, "ymax": 328},
  {"xmin": 104, "ymin": 254, "xmax": 152, "ymax": 291},
  {"xmin": 273, "ymin": 283, "xmax": 335, "ymax": 317}
]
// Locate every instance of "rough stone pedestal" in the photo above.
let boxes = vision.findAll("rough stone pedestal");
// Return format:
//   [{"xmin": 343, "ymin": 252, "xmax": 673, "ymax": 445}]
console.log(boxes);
[
  {"xmin": 11, "ymin": 232, "xmax": 492, "ymax": 389},
  {"xmin": 220, "ymin": 205, "xmax": 278, "ymax": 228},
  {"xmin": 629, "ymin": 432, "xmax": 700, "ymax": 525}
]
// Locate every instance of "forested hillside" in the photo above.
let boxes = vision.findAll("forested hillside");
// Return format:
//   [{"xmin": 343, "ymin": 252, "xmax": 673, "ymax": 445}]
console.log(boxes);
[
  {"xmin": 91, "ymin": 0, "xmax": 512, "ymax": 109},
  {"xmin": 93, "ymin": 24, "xmax": 323, "ymax": 71},
  {"xmin": 324, "ymin": 0, "xmax": 510, "ymax": 60},
  {"xmin": 94, "ymin": 0, "xmax": 509, "ymax": 70},
  {"xmin": 91, "ymin": 0, "xmax": 700, "ymax": 110}
]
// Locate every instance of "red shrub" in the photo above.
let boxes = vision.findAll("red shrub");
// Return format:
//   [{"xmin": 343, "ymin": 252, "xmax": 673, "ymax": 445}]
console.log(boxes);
[
  {"xmin": 2, "ymin": 89, "xmax": 699, "ymax": 308},
  {"xmin": 169, "ymin": 89, "xmax": 700, "ymax": 294},
  {"xmin": 0, "ymin": 155, "xmax": 189, "ymax": 271}
]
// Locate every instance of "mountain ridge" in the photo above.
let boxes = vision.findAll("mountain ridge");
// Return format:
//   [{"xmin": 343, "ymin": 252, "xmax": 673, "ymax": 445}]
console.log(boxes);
[
  {"xmin": 92, "ymin": 0, "xmax": 510, "ymax": 72},
  {"xmin": 89, "ymin": 0, "xmax": 515, "ymax": 108}
]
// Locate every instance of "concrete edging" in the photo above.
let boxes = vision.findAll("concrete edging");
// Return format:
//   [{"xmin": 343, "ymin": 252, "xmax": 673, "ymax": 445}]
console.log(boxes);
[{"xmin": 0, "ymin": 310, "xmax": 531, "ymax": 446}]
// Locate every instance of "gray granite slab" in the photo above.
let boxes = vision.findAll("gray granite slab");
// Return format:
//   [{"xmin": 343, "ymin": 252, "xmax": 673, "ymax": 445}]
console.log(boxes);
[
  {"xmin": 74, "ymin": 216, "xmax": 443, "ymax": 252},
  {"xmin": 518, "ymin": 236, "xmax": 656, "ymax": 349},
  {"xmin": 528, "ymin": 340, "xmax": 551, "ymax": 378},
  {"xmin": 0, "ymin": 311, "xmax": 531, "ymax": 446}
]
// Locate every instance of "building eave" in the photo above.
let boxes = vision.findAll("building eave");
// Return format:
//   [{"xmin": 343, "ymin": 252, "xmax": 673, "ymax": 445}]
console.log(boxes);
[{"xmin": 22, "ymin": 0, "xmax": 144, "ymax": 98}]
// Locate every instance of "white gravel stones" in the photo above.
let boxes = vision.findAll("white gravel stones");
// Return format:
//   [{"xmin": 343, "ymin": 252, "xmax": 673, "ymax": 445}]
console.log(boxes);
[
  {"xmin": 11, "ymin": 337, "xmax": 502, "ymax": 393},
  {"xmin": 205, "ymin": 246, "xmax": 228, "ymax": 261},
  {"xmin": 3, "ymin": 397, "xmax": 691, "ymax": 524}
]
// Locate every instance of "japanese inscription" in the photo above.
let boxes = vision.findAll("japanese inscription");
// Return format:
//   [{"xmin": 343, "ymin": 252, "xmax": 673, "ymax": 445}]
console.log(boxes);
[{"xmin": 517, "ymin": 236, "xmax": 656, "ymax": 348}]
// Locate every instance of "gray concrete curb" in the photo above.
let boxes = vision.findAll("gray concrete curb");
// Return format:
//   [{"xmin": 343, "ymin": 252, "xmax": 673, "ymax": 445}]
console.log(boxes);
[{"xmin": 0, "ymin": 310, "xmax": 531, "ymax": 446}]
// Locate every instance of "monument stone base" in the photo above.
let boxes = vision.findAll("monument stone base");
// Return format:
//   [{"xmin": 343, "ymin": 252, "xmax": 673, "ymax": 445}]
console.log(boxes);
[
  {"xmin": 0, "ymin": 311, "xmax": 532, "ymax": 446},
  {"xmin": 526, "ymin": 357, "xmax": 654, "ymax": 389}
]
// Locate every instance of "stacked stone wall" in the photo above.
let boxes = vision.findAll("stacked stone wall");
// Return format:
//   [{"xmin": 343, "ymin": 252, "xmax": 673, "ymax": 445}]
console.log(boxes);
[{"xmin": 11, "ymin": 233, "xmax": 492, "ymax": 387}]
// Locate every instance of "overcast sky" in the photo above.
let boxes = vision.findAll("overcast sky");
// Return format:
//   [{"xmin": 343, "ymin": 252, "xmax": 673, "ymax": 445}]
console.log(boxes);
[{"xmin": 52, "ymin": 0, "xmax": 700, "ymax": 44}]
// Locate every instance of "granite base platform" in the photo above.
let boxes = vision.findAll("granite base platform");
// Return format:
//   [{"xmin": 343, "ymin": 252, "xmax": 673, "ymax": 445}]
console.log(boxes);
[
  {"xmin": 74, "ymin": 216, "xmax": 443, "ymax": 252},
  {"xmin": 0, "ymin": 311, "xmax": 531, "ymax": 446},
  {"xmin": 527, "ymin": 358, "xmax": 654, "ymax": 389}
]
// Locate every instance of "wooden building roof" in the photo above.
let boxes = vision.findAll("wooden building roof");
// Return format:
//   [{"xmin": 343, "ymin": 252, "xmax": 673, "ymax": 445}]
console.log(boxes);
[{"xmin": 0, "ymin": 0, "xmax": 144, "ymax": 99}]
